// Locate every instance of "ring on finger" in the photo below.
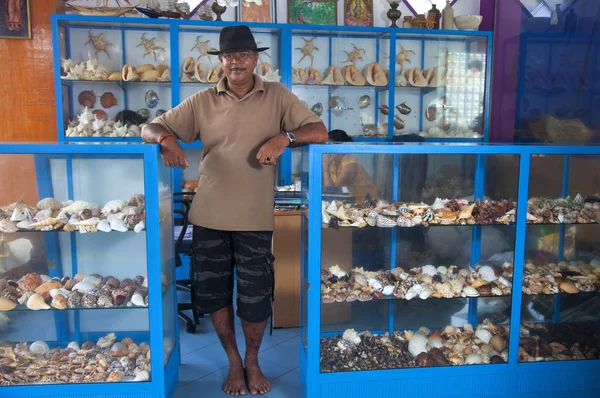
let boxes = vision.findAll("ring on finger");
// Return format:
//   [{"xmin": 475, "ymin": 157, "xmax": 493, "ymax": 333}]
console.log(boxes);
[{"xmin": 265, "ymin": 156, "xmax": 271, "ymax": 161}]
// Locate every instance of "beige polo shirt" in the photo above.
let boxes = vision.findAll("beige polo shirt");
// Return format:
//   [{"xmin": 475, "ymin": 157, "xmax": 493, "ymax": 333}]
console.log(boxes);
[{"xmin": 152, "ymin": 74, "xmax": 321, "ymax": 231}]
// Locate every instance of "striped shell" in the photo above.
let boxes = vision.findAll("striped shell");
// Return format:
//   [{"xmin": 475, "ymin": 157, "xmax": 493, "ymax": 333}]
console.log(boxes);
[
  {"xmin": 29, "ymin": 341, "xmax": 50, "ymax": 355},
  {"xmin": 478, "ymin": 265, "xmax": 497, "ymax": 282},
  {"xmin": 353, "ymin": 273, "xmax": 368, "ymax": 286},
  {"xmin": 423, "ymin": 209, "xmax": 435, "ymax": 222},
  {"xmin": 376, "ymin": 215, "xmax": 396, "ymax": 228},
  {"xmin": 398, "ymin": 206, "xmax": 409, "ymax": 214},
  {"xmin": 397, "ymin": 216, "xmax": 416, "ymax": 227}
]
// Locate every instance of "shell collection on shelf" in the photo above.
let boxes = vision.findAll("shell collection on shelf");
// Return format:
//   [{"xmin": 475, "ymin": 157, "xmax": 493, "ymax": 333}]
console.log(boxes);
[
  {"xmin": 321, "ymin": 263, "xmax": 513, "ymax": 303},
  {"xmin": 522, "ymin": 260, "xmax": 600, "ymax": 295},
  {"xmin": 0, "ymin": 194, "xmax": 146, "ymax": 234},
  {"xmin": 180, "ymin": 57, "xmax": 223, "ymax": 83},
  {"xmin": 519, "ymin": 323, "xmax": 600, "ymax": 362},
  {"xmin": 322, "ymin": 197, "xmax": 516, "ymax": 229},
  {"xmin": 526, "ymin": 194, "xmax": 600, "ymax": 224},
  {"xmin": 0, "ymin": 272, "xmax": 156, "ymax": 311},
  {"xmin": 417, "ymin": 125, "xmax": 482, "ymax": 139},
  {"xmin": 292, "ymin": 63, "xmax": 387, "ymax": 87},
  {"xmin": 320, "ymin": 320, "xmax": 509, "ymax": 372},
  {"xmin": 65, "ymin": 108, "xmax": 147, "ymax": 138},
  {"xmin": 120, "ymin": 64, "xmax": 170, "ymax": 82},
  {"xmin": 61, "ymin": 53, "xmax": 118, "ymax": 81},
  {"xmin": 0, "ymin": 334, "xmax": 151, "ymax": 385}
]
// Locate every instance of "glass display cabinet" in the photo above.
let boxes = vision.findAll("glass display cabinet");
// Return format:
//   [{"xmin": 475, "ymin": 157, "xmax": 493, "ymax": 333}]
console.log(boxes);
[
  {"xmin": 0, "ymin": 143, "xmax": 177, "ymax": 398},
  {"xmin": 300, "ymin": 143, "xmax": 600, "ymax": 397}
]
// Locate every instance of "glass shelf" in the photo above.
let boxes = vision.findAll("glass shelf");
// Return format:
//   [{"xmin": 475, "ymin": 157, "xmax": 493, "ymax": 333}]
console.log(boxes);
[{"xmin": 61, "ymin": 80, "xmax": 171, "ymax": 87}]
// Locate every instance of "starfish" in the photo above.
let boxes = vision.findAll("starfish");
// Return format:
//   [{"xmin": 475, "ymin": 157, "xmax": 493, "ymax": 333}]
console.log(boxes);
[
  {"xmin": 295, "ymin": 37, "xmax": 319, "ymax": 66},
  {"xmin": 341, "ymin": 43, "xmax": 365, "ymax": 65},
  {"xmin": 137, "ymin": 33, "xmax": 165, "ymax": 62},
  {"xmin": 84, "ymin": 28, "xmax": 115, "ymax": 59},
  {"xmin": 190, "ymin": 36, "xmax": 217, "ymax": 64},
  {"xmin": 395, "ymin": 45, "xmax": 415, "ymax": 71}
]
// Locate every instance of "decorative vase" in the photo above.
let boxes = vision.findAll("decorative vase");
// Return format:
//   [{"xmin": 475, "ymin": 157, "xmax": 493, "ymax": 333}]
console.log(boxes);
[
  {"xmin": 403, "ymin": 16, "xmax": 413, "ymax": 28},
  {"xmin": 427, "ymin": 3, "xmax": 441, "ymax": 29},
  {"xmin": 442, "ymin": 0, "xmax": 454, "ymax": 30},
  {"xmin": 387, "ymin": 1, "xmax": 402, "ymax": 28},
  {"xmin": 212, "ymin": 1, "xmax": 227, "ymax": 21}
]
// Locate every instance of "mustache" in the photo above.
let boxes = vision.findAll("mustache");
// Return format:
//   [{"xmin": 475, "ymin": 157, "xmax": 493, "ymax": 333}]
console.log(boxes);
[{"xmin": 230, "ymin": 66, "xmax": 246, "ymax": 71}]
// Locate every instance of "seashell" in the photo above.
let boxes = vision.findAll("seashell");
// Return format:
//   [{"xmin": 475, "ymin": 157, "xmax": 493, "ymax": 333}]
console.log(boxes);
[
  {"xmin": 67, "ymin": 292, "xmax": 82, "ymax": 308},
  {"xmin": 101, "ymin": 200, "xmax": 127, "ymax": 216},
  {"xmin": 426, "ymin": 339, "xmax": 444, "ymax": 351},
  {"xmin": 145, "ymin": 90, "xmax": 159, "ymax": 109},
  {"xmin": 78, "ymin": 90, "xmax": 96, "ymax": 108},
  {"xmin": 207, "ymin": 65, "xmax": 223, "ymax": 83},
  {"xmin": 364, "ymin": 62, "xmax": 387, "ymax": 86},
  {"xmin": 111, "ymin": 342, "xmax": 129, "ymax": 357},
  {"xmin": 394, "ymin": 115, "xmax": 405, "ymax": 130},
  {"xmin": 474, "ymin": 327, "xmax": 492, "ymax": 344},
  {"xmin": 97, "ymin": 294, "xmax": 114, "ymax": 308},
  {"xmin": 133, "ymin": 370, "xmax": 150, "ymax": 381},
  {"xmin": 133, "ymin": 220, "xmax": 145, "ymax": 234},
  {"xmin": 111, "ymin": 288, "xmax": 130, "ymax": 306},
  {"xmin": 67, "ymin": 341, "xmax": 80, "ymax": 351},
  {"xmin": 34, "ymin": 280, "xmax": 62, "ymax": 294},
  {"xmin": 182, "ymin": 57, "xmax": 195, "ymax": 74},
  {"xmin": 51, "ymin": 294, "xmax": 68, "ymax": 310},
  {"xmin": 462, "ymin": 286, "xmax": 479, "ymax": 297},
  {"xmin": 100, "ymin": 92, "xmax": 117, "ymax": 108},
  {"xmin": 131, "ymin": 292, "xmax": 146, "ymax": 307},
  {"xmin": 62, "ymin": 201, "xmax": 93, "ymax": 215},
  {"xmin": 0, "ymin": 297, "xmax": 16, "ymax": 311},
  {"xmin": 110, "ymin": 218, "xmax": 128, "ymax": 232},
  {"xmin": 396, "ymin": 101, "xmax": 411, "ymax": 115},
  {"xmin": 490, "ymin": 335, "xmax": 506, "ymax": 352},
  {"xmin": 97, "ymin": 219, "xmax": 112, "ymax": 232},
  {"xmin": 305, "ymin": 67, "xmax": 322, "ymax": 84},
  {"xmin": 382, "ymin": 285, "xmax": 395, "ymax": 296},
  {"xmin": 405, "ymin": 284, "xmax": 422, "ymax": 300},
  {"xmin": 378, "ymin": 105, "xmax": 388, "ymax": 115},
  {"xmin": 376, "ymin": 215, "xmax": 396, "ymax": 228},
  {"xmin": 18, "ymin": 273, "xmax": 43, "ymax": 292},
  {"xmin": 478, "ymin": 265, "xmax": 497, "ymax": 282},
  {"xmin": 292, "ymin": 67, "xmax": 308, "ymax": 84},
  {"xmin": 108, "ymin": 71, "xmax": 121, "ymax": 81},
  {"xmin": 464, "ymin": 353, "xmax": 483, "ymax": 365},
  {"xmin": 321, "ymin": 66, "xmax": 344, "ymax": 85},
  {"xmin": 343, "ymin": 65, "xmax": 366, "ymax": 86},
  {"xmin": 405, "ymin": 67, "xmax": 428, "ymax": 87},
  {"xmin": 81, "ymin": 293, "xmax": 98, "ymax": 308},
  {"xmin": 73, "ymin": 281, "xmax": 96, "ymax": 294},
  {"xmin": 122, "ymin": 64, "xmax": 139, "ymax": 81},
  {"xmin": 408, "ymin": 334, "xmax": 429, "ymax": 357},
  {"xmin": 421, "ymin": 265, "xmax": 438, "ymax": 277},
  {"xmin": 0, "ymin": 219, "xmax": 18, "ymax": 232},
  {"xmin": 396, "ymin": 216, "xmax": 416, "ymax": 227},
  {"xmin": 107, "ymin": 371, "xmax": 124, "ymax": 382},
  {"xmin": 16, "ymin": 219, "xmax": 35, "ymax": 229},
  {"xmin": 367, "ymin": 278, "xmax": 383, "ymax": 292},
  {"xmin": 419, "ymin": 287, "xmax": 433, "ymax": 300},
  {"xmin": 559, "ymin": 282, "xmax": 578, "ymax": 293},
  {"xmin": 29, "ymin": 341, "xmax": 50, "ymax": 355},
  {"xmin": 423, "ymin": 209, "xmax": 435, "ymax": 222},
  {"xmin": 310, "ymin": 103, "xmax": 323, "ymax": 117},
  {"xmin": 92, "ymin": 109, "xmax": 108, "ymax": 121},
  {"xmin": 140, "ymin": 69, "xmax": 160, "ymax": 82},
  {"xmin": 358, "ymin": 95, "xmax": 371, "ymax": 109},
  {"xmin": 27, "ymin": 293, "xmax": 50, "ymax": 310}
]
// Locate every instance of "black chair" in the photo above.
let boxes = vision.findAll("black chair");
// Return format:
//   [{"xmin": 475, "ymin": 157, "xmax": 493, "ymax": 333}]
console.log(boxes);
[{"xmin": 174, "ymin": 192, "xmax": 203, "ymax": 334}]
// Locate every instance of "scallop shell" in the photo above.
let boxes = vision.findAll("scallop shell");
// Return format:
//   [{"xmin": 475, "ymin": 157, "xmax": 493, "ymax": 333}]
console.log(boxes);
[
  {"xmin": 78, "ymin": 90, "xmax": 96, "ymax": 108},
  {"xmin": 27, "ymin": 293, "xmax": 50, "ymax": 310},
  {"xmin": 73, "ymin": 281, "xmax": 96, "ymax": 294},
  {"xmin": 408, "ymin": 334, "xmax": 429, "ymax": 357},
  {"xmin": 29, "ymin": 341, "xmax": 50, "ymax": 355},
  {"xmin": 18, "ymin": 273, "xmax": 43, "ymax": 292},
  {"xmin": 421, "ymin": 265, "xmax": 438, "ymax": 277},
  {"xmin": 0, "ymin": 297, "xmax": 16, "ymax": 311},
  {"xmin": 133, "ymin": 370, "xmax": 150, "ymax": 381},
  {"xmin": 475, "ymin": 327, "xmax": 492, "ymax": 344},
  {"xmin": 51, "ymin": 294, "xmax": 68, "ymax": 310},
  {"xmin": 92, "ymin": 109, "xmax": 108, "ymax": 121},
  {"xmin": 0, "ymin": 219, "xmax": 18, "ymax": 233},
  {"xmin": 478, "ymin": 265, "xmax": 497, "ymax": 282},
  {"xmin": 100, "ymin": 92, "xmax": 117, "ymax": 108}
]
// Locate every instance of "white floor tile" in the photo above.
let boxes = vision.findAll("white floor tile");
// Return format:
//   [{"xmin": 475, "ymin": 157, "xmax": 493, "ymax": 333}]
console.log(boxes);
[
  {"xmin": 177, "ymin": 363, "xmax": 209, "ymax": 388},
  {"xmin": 263, "ymin": 370, "xmax": 304, "ymax": 398},
  {"xmin": 257, "ymin": 337, "xmax": 301, "ymax": 371}
]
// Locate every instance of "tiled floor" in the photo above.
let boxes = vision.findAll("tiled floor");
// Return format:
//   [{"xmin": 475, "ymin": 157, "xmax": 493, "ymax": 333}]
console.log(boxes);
[{"xmin": 174, "ymin": 309, "xmax": 304, "ymax": 398}]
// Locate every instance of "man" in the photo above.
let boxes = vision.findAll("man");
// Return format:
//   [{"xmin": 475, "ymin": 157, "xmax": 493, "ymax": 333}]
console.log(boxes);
[{"xmin": 142, "ymin": 25, "xmax": 327, "ymax": 396}]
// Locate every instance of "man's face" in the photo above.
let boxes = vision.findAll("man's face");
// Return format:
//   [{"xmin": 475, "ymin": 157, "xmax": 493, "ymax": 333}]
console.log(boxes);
[{"xmin": 219, "ymin": 50, "xmax": 259, "ymax": 85}]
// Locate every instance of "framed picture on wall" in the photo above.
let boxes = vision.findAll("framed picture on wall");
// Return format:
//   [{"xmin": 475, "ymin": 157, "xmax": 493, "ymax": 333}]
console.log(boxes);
[
  {"xmin": 343, "ymin": 0, "xmax": 373, "ymax": 26},
  {"xmin": 0, "ymin": 0, "xmax": 31, "ymax": 39},
  {"xmin": 239, "ymin": 0, "xmax": 275, "ymax": 23},
  {"xmin": 288, "ymin": 0, "xmax": 337, "ymax": 26}
]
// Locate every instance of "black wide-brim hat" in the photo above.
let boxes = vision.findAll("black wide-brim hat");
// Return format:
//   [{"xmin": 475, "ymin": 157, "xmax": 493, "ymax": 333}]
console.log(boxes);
[{"xmin": 207, "ymin": 25, "xmax": 269, "ymax": 55}]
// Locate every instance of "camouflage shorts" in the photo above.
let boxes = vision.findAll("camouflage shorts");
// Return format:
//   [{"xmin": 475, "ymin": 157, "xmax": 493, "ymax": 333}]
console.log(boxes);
[{"xmin": 191, "ymin": 226, "xmax": 274, "ymax": 323}]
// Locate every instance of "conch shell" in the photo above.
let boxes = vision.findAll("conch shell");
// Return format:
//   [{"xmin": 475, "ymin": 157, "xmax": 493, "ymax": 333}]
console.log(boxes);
[
  {"xmin": 122, "ymin": 64, "xmax": 139, "ymax": 82},
  {"xmin": 545, "ymin": 115, "xmax": 592, "ymax": 143},
  {"xmin": 321, "ymin": 66, "xmax": 344, "ymax": 85},
  {"xmin": 140, "ymin": 69, "xmax": 160, "ymax": 82},
  {"xmin": 136, "ymin": 64, "xmax": 155, "ymax": 74},
  {"xmin": 343, "ymin": 65, "xmax": 366, "ymax": 86},
  {"xmin": 364, "ymin": 62, "xmax": 387, "ymax": 86},
  {"xmin": 406, "ymin": 68, "xmax": 428, "ymax": 87},
  {"xmin": 292, "ymin": 67, "xmax": 308, "ymax": 84},
  {"xmin": 156, "ymin": 64, "xmax": 169, "ymax": 76},
  {"xmin": 305, "ymin": 67, "xmax": 322, "ymax": 84},
  {"xmin": 257, "ymin": 62, "xmax": 274, "ymax": 78},
  {"xmin": 425, "ymin": 67, "xmax": 442, "ymax": 87},
  {"xmin": 158, "ymin": 67, "xmax": 170, "ymax": 82},
  {"xmin": 194, "ymin": 63, "xmax": 207, "ymax": 83},
  {"xmin": 182, "ymin": 57, "xmax": 195, "ymax": 74},
  {"xmin": 207, "ymin": 65, "xmax": 223, "ymax": 83},
  {"xmin": 108, "ymin": 72, "xmax": 121, "ymax": 81},
  {"xmin": 27, "ymin": 293, "xmax": 50, "ymax": 310}
]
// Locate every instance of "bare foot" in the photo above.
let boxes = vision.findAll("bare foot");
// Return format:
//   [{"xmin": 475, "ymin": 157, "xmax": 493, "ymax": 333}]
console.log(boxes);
[
  {"xmin": 223, "ymin": 364, "xmax": 247, "ymax": 396},
  {"xmin": 245, "ymin": 360, "xmax": 271, "ymax": 395}
]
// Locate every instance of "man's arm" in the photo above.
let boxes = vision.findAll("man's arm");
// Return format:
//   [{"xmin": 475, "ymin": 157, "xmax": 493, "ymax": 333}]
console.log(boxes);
[
  {"xmin": 256, "ymin": 122, "xmax": 327, "ymax": 166},
  {"xmin": 290, "ymin": 121, "xmax": 328, "ymax": 147},
  {"xmin": 142, "ymin": 123, "xmax": 190, "ymax": 168}
]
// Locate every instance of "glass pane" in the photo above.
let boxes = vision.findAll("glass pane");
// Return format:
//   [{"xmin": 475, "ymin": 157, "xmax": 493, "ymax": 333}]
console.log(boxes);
[
  {"xmin": 0, "ymin": 153, "xmax": 151, "ymax": 385},
  {"xmin": 394, "ymin": 36, "xmax": 487, "ymax": 139},
  {"xmin": 292, "ymin": 31, "xmax": 391, "ymax": 138},
  {"xmin": 519, "ymin": 153, "xmax": 600, "ymax": 363},
  {"xmin": 59, "ymin": 22, "xmax": 172, "ymax": 139},
  {"xmin": 300, "ymin": 147, "xmax": 309, "ymax": 353},
  {"xmin": 521, "ymin": 0, "xmax": 543, "ymax": 13},
  {"xmin": 319, "ymin": 150, "xmax": 518, "ymax": 372}
]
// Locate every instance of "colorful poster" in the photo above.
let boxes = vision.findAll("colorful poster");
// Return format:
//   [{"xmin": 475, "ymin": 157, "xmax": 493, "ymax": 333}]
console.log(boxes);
[
  {"xmin": 0, "ymin": 0, "xmax": 31, "ymax": 39},
  {"xmin": 288, "ymin": 0, "xmax": 337, "ymax": 26},
  {"xmin": 343, "ymin": 0, "xmax": 373, "ymax": 27}
]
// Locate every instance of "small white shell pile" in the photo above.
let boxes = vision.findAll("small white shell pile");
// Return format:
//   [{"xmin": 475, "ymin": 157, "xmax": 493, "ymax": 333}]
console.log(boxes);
[
  {"xmin": 523, "ymin": 260, "xmax": 600, "ymax": 295},
  {"xmin": 65, "ymin": 107, "xmax": 147, "ymax": 138},
  {"xmin": 0, "ymin": 334, "xmax": 152, "ymax": 385},
  {"xmin": 0, "ymin": 194, "xmax": 146, "ymax": 233},
  {"xmin": 60, "ymin": 53, "xmax": 117, "ymax": 81},
  {"xmin": 418, "ymin": 125, "xmax": 482, "ymax": 139},
  {"xmin": 0, "ymin": 272, "xmax": 152, "ymax": 311},
  {"xmin": 320, "ymin": 263, "xmax": 514, "ymax": 303}
]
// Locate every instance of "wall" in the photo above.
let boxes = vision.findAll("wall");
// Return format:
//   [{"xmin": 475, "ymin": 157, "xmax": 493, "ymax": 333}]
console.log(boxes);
[{"xmin": 0, "ymin": 0, "xmax": 64, "ymax": 142}]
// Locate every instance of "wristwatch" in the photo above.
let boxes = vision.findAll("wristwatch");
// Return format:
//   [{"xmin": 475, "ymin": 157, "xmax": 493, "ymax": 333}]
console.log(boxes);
[{"xmin": 285, "ymin": 131, "xmax": 296, "ymax": 146}]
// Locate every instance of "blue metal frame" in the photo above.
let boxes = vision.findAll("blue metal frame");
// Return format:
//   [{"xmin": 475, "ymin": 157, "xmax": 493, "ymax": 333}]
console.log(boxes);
[
  {"xmin": 301, "ymin": 143, "xmax": 600, "ymax": 398},
  {"xmin": 1, "ymin": 143, "xmax": 178, "ymax": 398},
  {"xmin": 51, "ymin": 15, "xmax": 493, "ymax": 185}
]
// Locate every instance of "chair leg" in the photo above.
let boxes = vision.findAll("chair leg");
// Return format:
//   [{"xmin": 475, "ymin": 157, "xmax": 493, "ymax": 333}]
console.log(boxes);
[{"xmin": 190, "ymin": 282, "xmax": 202, "ymax": 324}]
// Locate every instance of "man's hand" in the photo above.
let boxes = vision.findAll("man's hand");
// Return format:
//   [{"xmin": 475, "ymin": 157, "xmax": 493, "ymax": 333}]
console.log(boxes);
[
  {"xmin": 160, "ymin": 136, "xmax": 189, "ymax": 168},
  {"xmin": 256, "ymin": 134, "xmax": 289, "ymax": 166}
]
